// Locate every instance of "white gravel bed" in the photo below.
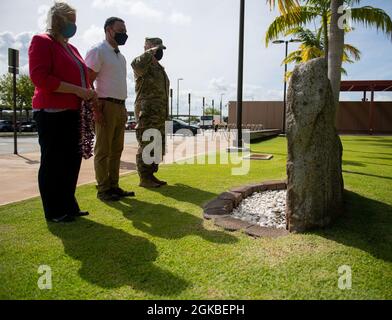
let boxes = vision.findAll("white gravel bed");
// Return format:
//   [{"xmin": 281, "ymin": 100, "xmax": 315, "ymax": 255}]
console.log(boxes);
[{"xmin": 232, "ymin": 190, "xmax": 287, "ymax": 229}]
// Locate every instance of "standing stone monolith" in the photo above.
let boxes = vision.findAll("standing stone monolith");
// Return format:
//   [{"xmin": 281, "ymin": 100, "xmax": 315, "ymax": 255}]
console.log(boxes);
[{"xmin": 286, "ymin": 58, "xmax": 344, "ymax": 233}]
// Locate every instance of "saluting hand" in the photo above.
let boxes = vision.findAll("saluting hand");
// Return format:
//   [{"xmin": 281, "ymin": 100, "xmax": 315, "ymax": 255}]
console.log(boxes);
[{"xmin": 147, "ymin": 46, "xmax": 160, "ymax": 54}]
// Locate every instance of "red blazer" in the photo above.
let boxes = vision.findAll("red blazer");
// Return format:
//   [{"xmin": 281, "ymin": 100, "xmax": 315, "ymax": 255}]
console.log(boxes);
[{"xmin": 29, "ymin": 34, "xmax": 90, "ymax": 110}]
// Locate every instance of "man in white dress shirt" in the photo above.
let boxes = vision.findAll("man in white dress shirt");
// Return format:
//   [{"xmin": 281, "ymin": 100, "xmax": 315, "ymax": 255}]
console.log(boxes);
[{"xmin": 85, "ymin": 17, "xmax": 135, "ymax": 201}]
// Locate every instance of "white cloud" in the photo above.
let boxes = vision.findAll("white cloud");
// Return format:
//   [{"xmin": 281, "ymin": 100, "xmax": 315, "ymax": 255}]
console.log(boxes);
[
  {"xmin": 92, "ymin": 0, "xmax": 163, "ymax": 20},
  {"xmin": 81, "ymin": 25, "xmax": 104, "ymax": 48},
  {"xmin": 91, "ymin": 0, "xmax": 120, "ymax": 9},
  {"xmin": 0, "ymin": 31, "xmax": 34, "ymax": 75},
  {"xmin": 169, "ymin": 12, "xmax": 192, "ymax": 26},
  {"xmin": 91, "ymin": 0, "xmax": 190, "ymax": 24},
  {"xmin": 129, "ymin": 1, "xmax": 163, "ymax": 19},
  {"xmin": 208, "ymin": 77, "xmax": 230, "ymax": 93},
  {"xmin": 37, "ymin": 5, "xmax": 50, "ymax": 32}
]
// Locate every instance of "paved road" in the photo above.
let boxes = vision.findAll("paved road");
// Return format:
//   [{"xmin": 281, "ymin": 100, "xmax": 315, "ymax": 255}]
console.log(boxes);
[{"xmin": 0, "ymin": 132, "xmax": 138, "ymax": 155}]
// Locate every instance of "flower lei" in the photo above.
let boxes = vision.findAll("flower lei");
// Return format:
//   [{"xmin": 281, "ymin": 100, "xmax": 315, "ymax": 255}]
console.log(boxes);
[{"xmin": 80, "ymin": 100, "xmax": 95, "ymax": 159}]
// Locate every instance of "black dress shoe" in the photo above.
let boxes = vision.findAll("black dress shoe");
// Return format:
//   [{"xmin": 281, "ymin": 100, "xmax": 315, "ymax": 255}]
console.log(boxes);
[
  {"xmin": 72, "ymin": 211, "xmax": 90, "ymax": 217},
  {"xmin": 97, "ymin": 191, "xmax": 121, "ymax": 202},
  {"xmin": 110, "ymin": 187, "xmax": 135, "ymax": 198},
  {"xmin": 46, "ymin": 214, "xmax": 75, "ymax": 223}
]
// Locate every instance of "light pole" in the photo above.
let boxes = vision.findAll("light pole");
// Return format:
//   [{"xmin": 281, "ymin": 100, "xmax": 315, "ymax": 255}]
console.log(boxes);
[
  {"xmin": 234, "ymin": 0, "xmax": 245, "ymax": 150},
  {"xmin": 8, "ymin": 48, "xmax": 19, "ymax": 155},
  {"xmin": 220, "ymin": 93, "xmax": 225, "ymax": 123},
  {"xmin": 202, "ymin": 97, "xmax": 205, "ymax": 128},
  {"xmin": 177, "ymin": 78, "xmax": 183, "ymax": 118},
  {"xmin": 273, "ymin": 38, "xmax": 301, "ymax": 134},
  {"xmin": 188, "ymin": 93, "xmax": 191, "ymax": 125},
  {"xmin": 170, "ymin": 88, "xmax": 173, "ymax": 119}
]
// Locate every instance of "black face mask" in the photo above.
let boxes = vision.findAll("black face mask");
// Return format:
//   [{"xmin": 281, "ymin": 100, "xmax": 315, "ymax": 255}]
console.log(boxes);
[
  {"xmin": 114, "ymin": 32, "xmax": 128, "ymax": 46},
  {"xmin": 155, "ymin": 49, "xmax": 163, "ymax": 61}
]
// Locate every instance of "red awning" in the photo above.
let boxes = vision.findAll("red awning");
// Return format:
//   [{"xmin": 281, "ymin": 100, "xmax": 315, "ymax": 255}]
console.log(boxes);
[{"xmin": 340, "ymin": 80, "xmax": 392, "ymax": 92}]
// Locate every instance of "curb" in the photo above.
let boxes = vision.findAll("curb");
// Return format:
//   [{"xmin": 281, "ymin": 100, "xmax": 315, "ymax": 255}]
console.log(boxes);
[{"xmin": 203, "ymin": 180, "xmax": 290, "ymax": 238}]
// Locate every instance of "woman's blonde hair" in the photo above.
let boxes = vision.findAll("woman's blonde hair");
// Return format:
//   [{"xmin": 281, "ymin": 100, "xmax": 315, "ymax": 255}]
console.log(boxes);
[{"xmin": 46, "ymin": 1, "xmax": 76, "ymax": 38}]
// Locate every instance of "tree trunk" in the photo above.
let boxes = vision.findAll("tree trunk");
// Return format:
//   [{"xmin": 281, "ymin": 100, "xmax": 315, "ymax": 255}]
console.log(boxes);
[
  {"xmin": 322, "ymin": 12, "xmax": 329, "ymax": 64},
  {"xmin": 328, "ymin": 0, "xmax": 345, "ymax": 105}
]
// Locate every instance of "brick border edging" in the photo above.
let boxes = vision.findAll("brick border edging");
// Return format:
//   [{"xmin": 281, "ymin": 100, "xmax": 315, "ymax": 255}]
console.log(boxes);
[{"xmin": 203, "ymin": 180, "xmax": 289, "ymax": 238}]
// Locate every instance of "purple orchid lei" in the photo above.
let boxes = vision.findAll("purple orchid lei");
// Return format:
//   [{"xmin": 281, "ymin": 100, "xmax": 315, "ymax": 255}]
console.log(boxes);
[{"xmin": 80, "ymin": 100, "xmax": 95, "ymax": 159}]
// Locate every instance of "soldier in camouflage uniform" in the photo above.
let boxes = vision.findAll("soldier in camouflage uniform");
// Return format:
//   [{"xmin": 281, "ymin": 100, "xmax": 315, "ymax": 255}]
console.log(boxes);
[{"xmin": 131, "ymin": 37, "xmax": 170, "ymax": 188}]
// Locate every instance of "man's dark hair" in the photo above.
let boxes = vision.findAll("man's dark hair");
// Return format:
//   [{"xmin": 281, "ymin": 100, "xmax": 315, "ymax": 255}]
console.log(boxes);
[{"xmin": 104, "ymin": 17, "xmax": 124, "ymax": 32}]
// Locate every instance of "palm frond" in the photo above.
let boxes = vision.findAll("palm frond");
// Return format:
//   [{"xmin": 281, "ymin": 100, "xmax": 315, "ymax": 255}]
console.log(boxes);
[
  {"xmin": 285, "ymin": 70, "xmax": 293, "ymax": 81},
  {"xmin": 266, "ymin": 0, "xmax": 300, "ymax": 15},
  {"xmin": 283, "ymin": 50, "xmax": 303, "ymax": 64},
  {"xmin": 351, "ymin": 6, "xmax": 392, "ymax": 40},
  {"xmin": 284, "ymin": 26, "xmax": 323, "ymax": 49},
  {"xmin": 342, "ymin": 51, "xmax": 354, "ymax": 63},
  {"xmin": 284, "ymin": 26, "xmax": 304, "ymax": 37},
  {"xmin": 305, "ymin": 0, "xmax": 330, "ymax": 12},
  {"xmin": 301, "ymin": 46, "xmax": 324, "ymax": 61},
  {"xmin": 343, "ymin": 44, "xmax": 361, "ymax": 61},
  {"xmin": 265, "ymin": 7, "xmax": 320, "ymax": 46},
  {"xmin": 316, "ymin": 25, "xmax": 323, "ymax": 42}
]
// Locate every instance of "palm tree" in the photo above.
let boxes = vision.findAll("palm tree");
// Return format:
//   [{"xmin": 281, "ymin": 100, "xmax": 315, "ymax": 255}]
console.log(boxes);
[
  {"xmin": 266, "ymin": 0, "xmax": 392, "ymax": 102},
  {"xmin": 266, "ymin": 0, "xmax": 331, "ymax": 53},
  {"xmin": 329, "ymin": 0, "xmax": 345, "ymax": 104},
  {"xmin": 267, "ymin": 0, "xmax": 300, "ymax": 15},
  {"xmin": 283, "ymin": 26, "xmax": 361, "ymax": 79}
]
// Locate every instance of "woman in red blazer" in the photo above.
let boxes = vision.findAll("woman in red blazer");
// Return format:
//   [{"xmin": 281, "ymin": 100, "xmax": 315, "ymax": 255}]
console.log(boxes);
[{"xmin": 29, "ymin": 2, "xmax": 96, "ymax": 223}]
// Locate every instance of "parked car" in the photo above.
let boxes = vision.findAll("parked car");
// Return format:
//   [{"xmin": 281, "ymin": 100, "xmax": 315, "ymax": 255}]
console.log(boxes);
[
  {"xmin": 0, "ymin": 120, "xmax": 14, "ymax": 132},
  {"xmin": 172, "ymin": 118, "xmax": 199, "ymax": 136},
  {"xmin": 125, "ymin": 120, "xmax": 137, "ymax": 130},
  {"xmin": 200, "ymin": 115, "xmax": 222, "ymax": 129},
  {"xmin": 19, "ymin": 120, "xmax": 37, "ymax": 132}
]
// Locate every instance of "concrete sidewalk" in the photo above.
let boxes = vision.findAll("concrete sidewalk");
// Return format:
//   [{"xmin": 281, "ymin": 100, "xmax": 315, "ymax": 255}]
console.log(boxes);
[{"xmin": 0, "ymin": 132, "xmax": 231, "ymax": 206}]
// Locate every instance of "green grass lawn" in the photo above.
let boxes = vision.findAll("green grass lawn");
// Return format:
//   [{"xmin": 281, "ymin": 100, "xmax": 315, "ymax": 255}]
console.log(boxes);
[{"xmin": 0, "ymin": 136, "xmax": 391, "ymax": 300}]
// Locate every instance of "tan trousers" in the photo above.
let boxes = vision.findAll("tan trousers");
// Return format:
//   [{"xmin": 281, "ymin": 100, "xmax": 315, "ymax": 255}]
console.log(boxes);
[{"xmin": 94, "ymin": 100, "xmax": 127, "ymax": 193}]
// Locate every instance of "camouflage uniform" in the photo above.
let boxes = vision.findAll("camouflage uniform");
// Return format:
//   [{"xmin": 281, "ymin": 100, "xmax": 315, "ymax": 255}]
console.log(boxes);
[{"xmin": 131, "ymin": 38, "xmax": 170, "ymax": 180}]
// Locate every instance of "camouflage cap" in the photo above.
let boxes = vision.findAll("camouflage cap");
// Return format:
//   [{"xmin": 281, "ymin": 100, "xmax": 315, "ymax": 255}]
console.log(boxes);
[{"xmin": 145, "ymin": 37, "xmax": 167, "ymax": 50}]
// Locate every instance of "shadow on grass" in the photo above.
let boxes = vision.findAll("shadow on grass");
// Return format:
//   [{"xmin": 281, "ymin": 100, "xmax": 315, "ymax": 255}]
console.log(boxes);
[
  {"xmin": 342, "ymin": 160, "xmax": 366, "ymax": 167},
  {"xmin": 105, "ymin": 184, "xmax": 238, "ymax": 244},
  {"xmin": 342, "ymin": 138, "xmax": 392, "ymax": 145},
  {"xmin": 343, "ymin": 170, "xmax": 392, "ymax": 181},
  {"xmin": 314, "ymin": 190, "xmax": 392, "ymax": 262},
  {"xmin": 109, "ymin": 198, "xmax": 238, "ymax": 244},
  {"xmin": 344, "ymin": 149, "xmax": 392, "ymax": 157},
  {"xmin": 48, "ymin": 219, "xmax": 189, "ymax": 296},
  {"xmin": 362, "ymin": 156, "xmax": 392, "ymax": 162},
  {"xmin": 148, "ymin": 183, "xmax": 218, "ymax": 206},
  {"xmin": 351, "ymin": 161, "xmax": 392, "ymax": 168}
]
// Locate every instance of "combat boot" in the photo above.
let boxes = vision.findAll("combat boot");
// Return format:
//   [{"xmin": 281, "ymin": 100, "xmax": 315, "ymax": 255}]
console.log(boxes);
[{"xmin": 151, "ymin": 175, "xmax": 167, "ymax": 186}]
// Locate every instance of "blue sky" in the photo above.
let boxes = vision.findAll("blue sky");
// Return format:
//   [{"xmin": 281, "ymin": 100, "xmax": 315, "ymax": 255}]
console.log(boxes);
[{"xmin": 0, "ymin": 0, "xmax": 391, "ymax": 114}]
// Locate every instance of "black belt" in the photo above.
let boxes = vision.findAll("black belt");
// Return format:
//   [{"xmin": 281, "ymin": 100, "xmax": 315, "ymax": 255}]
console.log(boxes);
[{"xmin": 99, "ymin": 97, "xmax": 126, "ymax": 105}]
